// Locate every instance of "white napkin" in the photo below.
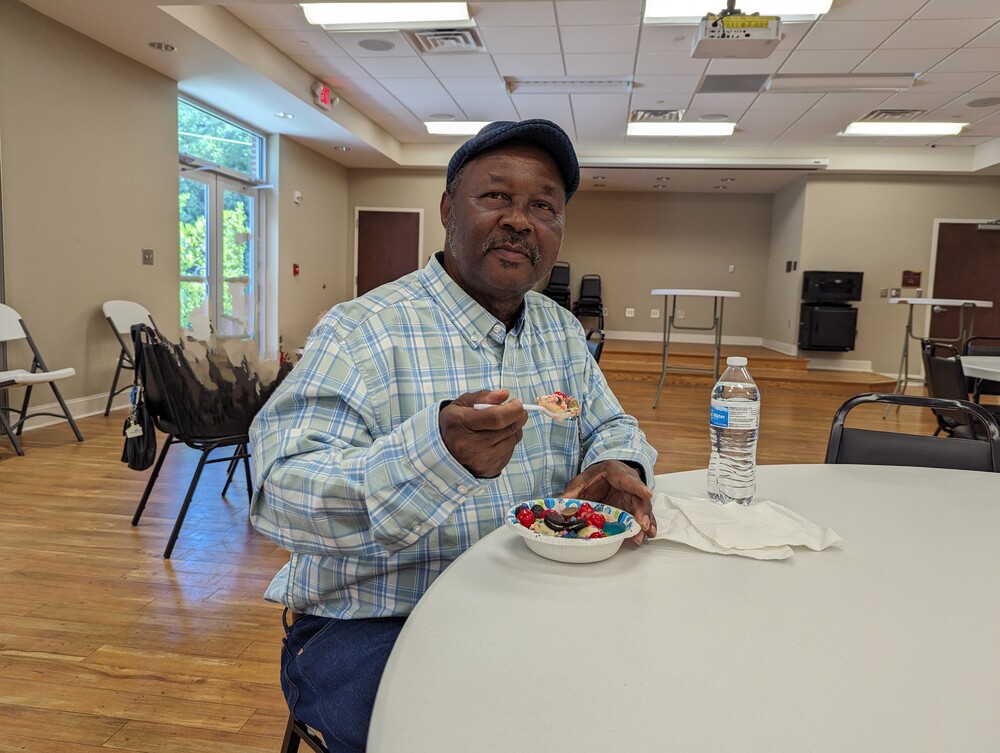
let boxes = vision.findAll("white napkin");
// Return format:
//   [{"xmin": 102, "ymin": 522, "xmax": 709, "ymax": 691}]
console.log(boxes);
[{"xmin": 650, "ymin": 492, "xmax": 843, "ymax": 560}]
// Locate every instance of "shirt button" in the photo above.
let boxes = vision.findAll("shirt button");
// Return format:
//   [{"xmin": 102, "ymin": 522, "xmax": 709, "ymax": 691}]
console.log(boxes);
[
  {"xmin": 492, "ymin": 324, "xmax": 503, "ymax": 334},
  {"xmin": 413, "ymin": 524, "xmax": 422, "ymax": 534},
  {"xmin": 457, "ymin": 485, "xmax": 469, "ymax": 495}
]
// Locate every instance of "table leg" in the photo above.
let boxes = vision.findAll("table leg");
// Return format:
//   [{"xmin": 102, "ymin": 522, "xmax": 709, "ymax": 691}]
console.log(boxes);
[
  {"xmin": 884, "ymin": 304, "xmax": 913, "ymax": 418},
  {"xmin": 712, "ymin": 297, "xmax": 724, "ymax": 382},
  {"xmin": 652, "ymin": 295, "xmax": 672, "ymax": 409}
]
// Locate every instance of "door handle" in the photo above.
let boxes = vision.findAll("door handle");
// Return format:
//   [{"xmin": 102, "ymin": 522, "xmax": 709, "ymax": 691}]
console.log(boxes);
[{"xmin": 932, "ymin": 306, "xmax": 946, "ymax": 314}]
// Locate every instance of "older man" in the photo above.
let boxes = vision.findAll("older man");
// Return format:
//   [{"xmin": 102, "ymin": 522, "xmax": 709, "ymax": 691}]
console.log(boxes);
[{"xmin": 250, "ymin": 119, "xmax": 657, "ymax": 752}]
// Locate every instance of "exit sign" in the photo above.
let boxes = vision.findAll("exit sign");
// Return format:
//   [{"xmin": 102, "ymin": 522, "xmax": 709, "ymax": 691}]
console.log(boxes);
[{"xmin": 312, "ymin": 82, "xmax": 334, "ymax": 110}]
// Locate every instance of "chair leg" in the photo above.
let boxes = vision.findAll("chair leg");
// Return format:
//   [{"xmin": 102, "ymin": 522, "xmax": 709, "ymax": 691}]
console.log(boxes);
[
  {"xmin": 0, "ymin": 407, "xmax": 25, "ymax": 456},
  {"xmin": 132, "ymin": 435, "xmax": 174, "ymax": 526},
  {"xmin": 163, "ymin": 444, "xmax": 218, "ymax": 559},
  {"xmin": 280, "ymin": 712, "xmax": 301, "ymax": 753},
  {"xmin": 47, "ymin": 383, "xmax": 84, "ymax": 442},
  {"xmin": 221, "ymin": 445, "xmax": 243, "ymax": 497},
  {"xmin": 105, "ymin": 350, "xmax": 127, "ymax": 416},
  {"xmin": 16, "ymin": 385, "xmax": 32, "ymax": 436},
  {"xmin": 243, "ymin": 452, "xmax": 253, "ymax": 504}
]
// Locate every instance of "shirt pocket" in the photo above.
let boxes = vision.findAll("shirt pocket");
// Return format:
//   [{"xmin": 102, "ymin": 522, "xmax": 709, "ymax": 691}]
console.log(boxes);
[{"xmin": 540, "ymin": 418, "xmax": 581, "ymax": 493}]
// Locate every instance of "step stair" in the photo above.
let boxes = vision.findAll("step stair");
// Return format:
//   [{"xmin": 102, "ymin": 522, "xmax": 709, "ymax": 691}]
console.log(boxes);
[{"xmin": 598, "ymin": 340, "xmax": 895, "ymax": 398}]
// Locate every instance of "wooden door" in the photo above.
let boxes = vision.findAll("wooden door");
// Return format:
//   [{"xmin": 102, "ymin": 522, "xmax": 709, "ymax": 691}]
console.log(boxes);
[
  {"xmin": 930, "ymin": 222, "xmax": 1000, "ymax": 341},
  {"xmin": 355, "ymin": 209, "xmax": 422, "ymax": 296}
]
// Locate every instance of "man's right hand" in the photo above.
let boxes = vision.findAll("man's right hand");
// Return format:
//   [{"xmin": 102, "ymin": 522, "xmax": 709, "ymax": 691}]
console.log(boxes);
[{"xmin": 440, "ymin": 389, "xmax": 527, "ymax": 478}]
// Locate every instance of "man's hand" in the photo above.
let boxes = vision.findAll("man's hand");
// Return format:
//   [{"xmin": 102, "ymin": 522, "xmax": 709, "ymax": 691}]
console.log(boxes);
[
  {"xmin": 560, "ymin": 460, "xmax": 656, "ymax": 544},
  {"xmin": 440, "ymin": 389, "xmax": 528, "ymax": 478}
]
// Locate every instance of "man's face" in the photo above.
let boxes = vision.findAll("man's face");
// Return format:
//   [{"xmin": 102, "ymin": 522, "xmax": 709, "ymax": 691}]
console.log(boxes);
[{"xmin": 440, "ymin": 143, "xmax": 566, "ymax": 313}]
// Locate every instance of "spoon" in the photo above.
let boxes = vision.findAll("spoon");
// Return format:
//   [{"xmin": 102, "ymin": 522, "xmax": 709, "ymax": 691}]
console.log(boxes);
[{"xmin": 473, "ymin": 402, "xmax": 577, "ymax": 422}]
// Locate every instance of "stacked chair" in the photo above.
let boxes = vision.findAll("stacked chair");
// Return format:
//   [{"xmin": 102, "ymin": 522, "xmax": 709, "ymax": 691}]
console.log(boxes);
[
  {"xmin": 963, "ymin": 335, "xmax": 1000, "ymax": 412},
  {"xmin": 572, "ymin": 274, "xmax": 604, "ymax": 329},
  {"xmin": 541, "ymin": 261, "xmax": 571, "ymax": 309},
  {"xmin": 102, "ymin": 300, "xmax": 158, "ymax": 416}
]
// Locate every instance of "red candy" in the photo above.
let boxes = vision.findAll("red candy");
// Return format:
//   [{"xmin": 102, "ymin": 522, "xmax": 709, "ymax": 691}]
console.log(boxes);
[
  {"xmin": 516, "ymin": 508, "xmax": 535, "ymax": 528},
  {"xmin": 588, "ymin": 531, "xmax": 607, "ymax": 539},
  {"xmin": 578, "ymin": 502, "xmax": 594, "ymax": 517},
  {"xmin": 586, "ymin": 512, "xmax": 605, "ymax": 530}
]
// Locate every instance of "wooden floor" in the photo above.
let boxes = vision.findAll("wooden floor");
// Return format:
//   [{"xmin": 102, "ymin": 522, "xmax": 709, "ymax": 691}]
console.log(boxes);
[{"xmin": 0, "ymin": 375, "xmax": 943, "ymax": 751}]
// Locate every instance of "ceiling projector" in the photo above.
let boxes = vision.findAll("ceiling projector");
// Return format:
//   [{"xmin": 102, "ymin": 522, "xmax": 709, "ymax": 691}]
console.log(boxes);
[{"xmin": 691, "ymin": 6, "xmax": 782, "ymax": 59}]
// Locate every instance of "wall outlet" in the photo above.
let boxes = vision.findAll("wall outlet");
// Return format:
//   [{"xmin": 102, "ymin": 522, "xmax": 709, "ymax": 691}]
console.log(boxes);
[
  {"xmin": 676, "ymin": 309, "xmax": 686, "ymax": 320},
  {"xmin": 625, "ymin": 307, "xmax": 635, "ymax": 318},
  {"xmin": 142, "ymin": 248, "xmax": 154, "ymax": 265},
  {"xmin": 880, "ymin": 288, "xmax": 888, "ymax": 298},
  {"xmin": 602, "ymin": 306, "xmax": 608, "ymax": 316},
  {"xmin": 728, "ymin": 264, "xmax": 735, "ymax": 273},
  {"xmin": 650, "ymin": 308, "xmax": 660, "ymax": 319},
  {"xmin": 890, "ymin": 288, "xmax": 901, "ymax": 298}
]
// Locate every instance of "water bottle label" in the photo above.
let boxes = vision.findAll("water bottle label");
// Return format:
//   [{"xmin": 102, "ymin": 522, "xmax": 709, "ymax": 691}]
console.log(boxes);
[{"xmin": 710, "ymin": 399, "xmax": 759, "ymax": 429}]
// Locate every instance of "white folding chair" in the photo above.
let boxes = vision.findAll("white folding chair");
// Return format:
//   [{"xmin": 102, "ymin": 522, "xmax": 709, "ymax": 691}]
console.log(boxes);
[
  {"xmin": 0, "ymin": 303, "xmax": 83, "ymax": 456},
  {"xmin": 102, "ymin": 300, "xmax": 157, "ymax": 416}
]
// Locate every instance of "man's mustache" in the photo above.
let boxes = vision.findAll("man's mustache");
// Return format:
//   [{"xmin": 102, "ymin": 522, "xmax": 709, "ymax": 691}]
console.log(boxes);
[{"xmin": 482, "ymin": 233, "xmax": 540, "ymax": 265}]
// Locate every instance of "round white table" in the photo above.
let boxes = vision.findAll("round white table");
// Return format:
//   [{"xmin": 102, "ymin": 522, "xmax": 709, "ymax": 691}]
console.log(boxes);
[{"xmin": 369, "ymin": 465, "xmax": 1000, "ymax": 753}]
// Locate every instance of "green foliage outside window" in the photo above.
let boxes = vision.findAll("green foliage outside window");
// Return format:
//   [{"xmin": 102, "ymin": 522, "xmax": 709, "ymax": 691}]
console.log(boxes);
[{"xmin": 178, "ymin": 100, "xmax": 258, "ymax": 178}]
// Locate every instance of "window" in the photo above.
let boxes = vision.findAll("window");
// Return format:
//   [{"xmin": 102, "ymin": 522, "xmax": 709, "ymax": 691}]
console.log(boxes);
[{"xmin": 177, "ymin": 100, "xmax": 264, "ymax": 341}]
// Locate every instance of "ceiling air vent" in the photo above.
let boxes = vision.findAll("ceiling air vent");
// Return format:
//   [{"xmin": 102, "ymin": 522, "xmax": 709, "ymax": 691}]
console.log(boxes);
[
  {"xmin": 630, "ymin": 109, "xmax": 685, "ymax": 122},
  {"xmin": 860, "ymin": 109, "xmax": 927, "ymax": 121},
  {"xmin": 407, "ymin": 28, "xmax": 484, "ymax": 54}
]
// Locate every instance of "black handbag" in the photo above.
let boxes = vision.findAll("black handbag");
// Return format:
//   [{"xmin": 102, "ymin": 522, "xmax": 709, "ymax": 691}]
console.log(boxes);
[{"xmin": 120, "ymin": 325, "xmax": 157, "ymax": 471}]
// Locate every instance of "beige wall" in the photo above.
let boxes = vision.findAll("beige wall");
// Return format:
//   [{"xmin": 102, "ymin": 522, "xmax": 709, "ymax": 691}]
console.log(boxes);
[
  {"xmin": 347, "ymin": 167, "xmax": 447, "ymax": 276},
  {"xmin": 0, "ymin": 0, "xmax": 179, "ymax": 408},
  {"xmin": 273, "ymin": 136, "xmax": 350, "ymax": 350},
  {"xmin": 797, "ymin": 175, "xmax": 1000, "ymax": 373},
  {"xmin": 563, "ymin": 191, "xmax": 773, "ymax": 337},
  {"xmin": 763, "ymin": 178, "xmax": 807, "ymax": 349}
]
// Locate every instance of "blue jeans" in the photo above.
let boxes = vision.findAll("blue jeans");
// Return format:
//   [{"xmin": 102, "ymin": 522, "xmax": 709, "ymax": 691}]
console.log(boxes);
[{"xmin": 281, "ymin": 610, "xmax": 406, "ymax": 752}]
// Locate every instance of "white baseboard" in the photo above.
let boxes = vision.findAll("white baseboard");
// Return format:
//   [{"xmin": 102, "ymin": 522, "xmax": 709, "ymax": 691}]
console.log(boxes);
[
  {"xmin": 606, "ymin": 330, "xmax": 763, "ymax": 347},
  {"xmin": 10, "ymin": 392, "xmax": 127, "ymax": 434},
  {"xmin": 761, "ymin": 338, "xmax": 798, "ymax": 356}
]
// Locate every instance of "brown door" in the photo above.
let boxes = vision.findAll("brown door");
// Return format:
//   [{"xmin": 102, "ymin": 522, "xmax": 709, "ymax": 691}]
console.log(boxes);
[
  {"xmin": 356, "ymin": 209, "xmax": 421, "ymax": 296},
  {"xmin": 930, "ymin": 222, "xmax": 1000, "ymax": 341}
]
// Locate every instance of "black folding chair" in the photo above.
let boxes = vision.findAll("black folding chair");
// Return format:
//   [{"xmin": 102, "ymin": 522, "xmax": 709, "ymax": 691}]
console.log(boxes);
[
  {"xmin": 572, "ymin": 274, "xmax": 604, "ymax": 329},
  {"xmin": 129, "ymin": 325, "xmax": 290, "ymax": 558},
  {"xmin": 585, "ymin": 328, "xmax": 605, "ymax": 363},
  {"xmin": 541, "ymin": 261, "xmax": 571, "ymax": 309},
  {"xmin": 825, "ymin": 392, "xmax": 1000, "ymax": 473},
  {"xmin": 963, "ymin": 335, "xmax": 1000, "ymax": 404},
  {"xmin": 280, "ymin": 713, "xmax": 330, "ymax": 753}
]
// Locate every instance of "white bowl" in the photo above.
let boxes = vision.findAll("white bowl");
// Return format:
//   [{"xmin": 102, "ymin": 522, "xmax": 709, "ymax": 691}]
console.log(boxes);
[{"xmin": 504, "ymin": 498, "xmax": 640, "ymax": 564}]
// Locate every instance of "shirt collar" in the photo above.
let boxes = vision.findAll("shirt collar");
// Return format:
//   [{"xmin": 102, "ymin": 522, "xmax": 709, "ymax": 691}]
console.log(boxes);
[{"xmin": 423, "ymin": 252, "xmax": 526, "ymax": 348}]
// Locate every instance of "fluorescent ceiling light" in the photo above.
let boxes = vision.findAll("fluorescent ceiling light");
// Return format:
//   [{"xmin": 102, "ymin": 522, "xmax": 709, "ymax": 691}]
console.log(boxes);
[
  {"xmin": 766, "ymin": 73, "xmax": 915, "ymax": 93},
  {"xmin": 506, "ymin": 76, "xmax": 633, "ymax": 94},
  {"xmin": 425, "ymin": 121, "xmax": 489, "ymax": 135},
  {"xmin": 301, "ymin": 3, "xmax": 473, "ymax": 30},
  {"xmin": 841, "ymin": 122, "xmax": 967, "ymax": 137},
  {"xmin": 644, "ymin": 0, "xmax": 832, "ymax": 24},
  {"xmin": 628, "ymin": 122, "xmax": 735, "ymax": 137}
]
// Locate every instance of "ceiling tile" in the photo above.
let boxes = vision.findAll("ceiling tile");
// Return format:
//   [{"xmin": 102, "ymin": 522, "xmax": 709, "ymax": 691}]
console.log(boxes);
[
  {"xmin": 470, "ymin": 1, "xmax": 556, "ymax": 27},
  {"xmin": 637, "ymin": 26, "xmax": 695, "ymax": 53},
  {"xmin": 915, "ymin": 0, "xmax": 1000, "ymax": 19},
  {"xmin": 880, "ymin": 90, "xmax": 971, "ymax": 109},
  {"xmin": 883, "ymin": 19, "xmax": 984, "ymax": 49},
  {"xmin": 570, "ymin": 93, "xmax": 631, "ymax": 113},
  {"xmin": 255, "ymin": 29, "xmax": 348, "ymax": 58},
  {"xmin": 750, "ymin": 92, "xmax": 824, "ymax": 110},
  {"xmin": 628, "ymin": 91, "xmax": 692, "ymax": 110},
  {"xmin": 564, "ymin": 53, "xmax": 637, "ymax": 76},
  {"xmin": 325, "ymin": 31, "xmax": 417, "ymax": 57},
  {"xmin": 798, "ymin": 20, "xmax": 903, "ymax": 50},
  {"xmin": 780, "ymin": 49, "xmax": 869, "ymax": 74},
  {"xmin": 560, "ymin": 24, "xmax": 640, "ymax": 54},
  {"xmin": 930, "ymin": 48, "xmax": 1000, "ymax": 72},
  {"xmin": 636, "ymin": 52, "xmax": 708, "ymax": 76},
  {"xmin": 812, "ymin": 92, "xmax": 894, "ymax": 112},
  {"xmin": 689, "ymin": 92, "xmax": 757, "ymax": 114},
  {"xmin": 556, "ymin": 1, "xmax": 643, "ymax": 26},
  {"xmin": 492, "ymin": 54, "xmax": 565, "ymax": 76},
  {"xmin": 736, "ymin": 109, "xmax": 804, "ymax": 131},
  {"xmin": 632, "ymin": 74, "xmax": 704, "ymax": 94},
  {"xmin": 290, "ymin": 55, "xmax": 370, "ymax": 80},
  {"xmin": 914, "ymin": 71, "xmax": 996, "ymax": 90},
  {"xmin": 439, "ymin": 76, "xmax": 507, "ymax": 96},
  {"xmin": 967, "ymin": 21, "xmax": 1000, "ymax": 47},
  {"xmin": 449, "ymin": 93, "xmax": 520, "ymax": 121},
  {"xmin": 478, "ymin": 26, "xmax": 562, "ymax": 54},
  {"xmin": 821, "ymin": 0, "xmax": 929, "ymax": 21},
  {"xmin": 378, "ymin": 78, "xmax": 460, "ymax": 117},
  {"xmin": 853, "ymin": 48, "xmax": 951, "ymax": 73},
  {"xmin": 510, "ymin": 93, "xmax": 575, "ymax": 126},
  {"xmin": 775, "ymin": 22, "xmax": 813, "ymax": 51},
  {"xmin": 972, "ymin": 74, "xmax": 1000, "ymax": 92},
  {"xmin": 356, "ymin": 57, "xmax": 434, "ymax": 79},
  {"xmin": 706, "ymin": 52, "xmax": 788, "ymax": 75},
  {"xmin": 933, "ymin": 135, "xmax": 993, "ymax": 144},
  {"xmin": 422, "ymin": 54, "xmax": 499, "ymax": 78}
]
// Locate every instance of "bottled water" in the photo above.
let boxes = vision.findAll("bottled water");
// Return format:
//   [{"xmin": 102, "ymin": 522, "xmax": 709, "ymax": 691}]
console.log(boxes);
[{"xmin": 707, "ymin": 356, "xmax": 760, "ymax": 505}]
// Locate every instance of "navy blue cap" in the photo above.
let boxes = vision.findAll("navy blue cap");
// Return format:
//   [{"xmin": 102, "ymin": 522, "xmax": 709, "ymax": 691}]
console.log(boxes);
[{"xmin": 446, "ymin": 119, "xmax": 580, "ymax": 202}]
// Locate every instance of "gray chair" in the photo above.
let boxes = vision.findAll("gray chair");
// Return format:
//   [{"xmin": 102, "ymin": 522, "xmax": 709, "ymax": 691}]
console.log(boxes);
[
  {"xmin": 963, "ymin": 335, "xmax": 1000, "ymax": 404},
  {"xmin": 0, "ymin": 303, "xmax": 83, "ymax": 455},
  {"xmin": 825, "ymin": 392, "xmax": 1000, "ymax": 473},
  {"xmin": 102, "ymin": 300, "xmax": 157, "ymax": 416}
]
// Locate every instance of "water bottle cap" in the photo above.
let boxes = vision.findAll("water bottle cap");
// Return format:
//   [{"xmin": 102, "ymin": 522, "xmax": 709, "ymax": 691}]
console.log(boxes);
[{"xmin": 727, "ymin": 356, "xmax": 748, "ymax": 367}]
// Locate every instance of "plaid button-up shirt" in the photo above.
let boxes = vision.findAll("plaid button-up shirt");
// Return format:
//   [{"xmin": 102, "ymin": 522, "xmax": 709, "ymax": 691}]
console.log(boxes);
[{"xmin": 250, "ymin": 253, "xmax": 656, "ymax": 618}]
